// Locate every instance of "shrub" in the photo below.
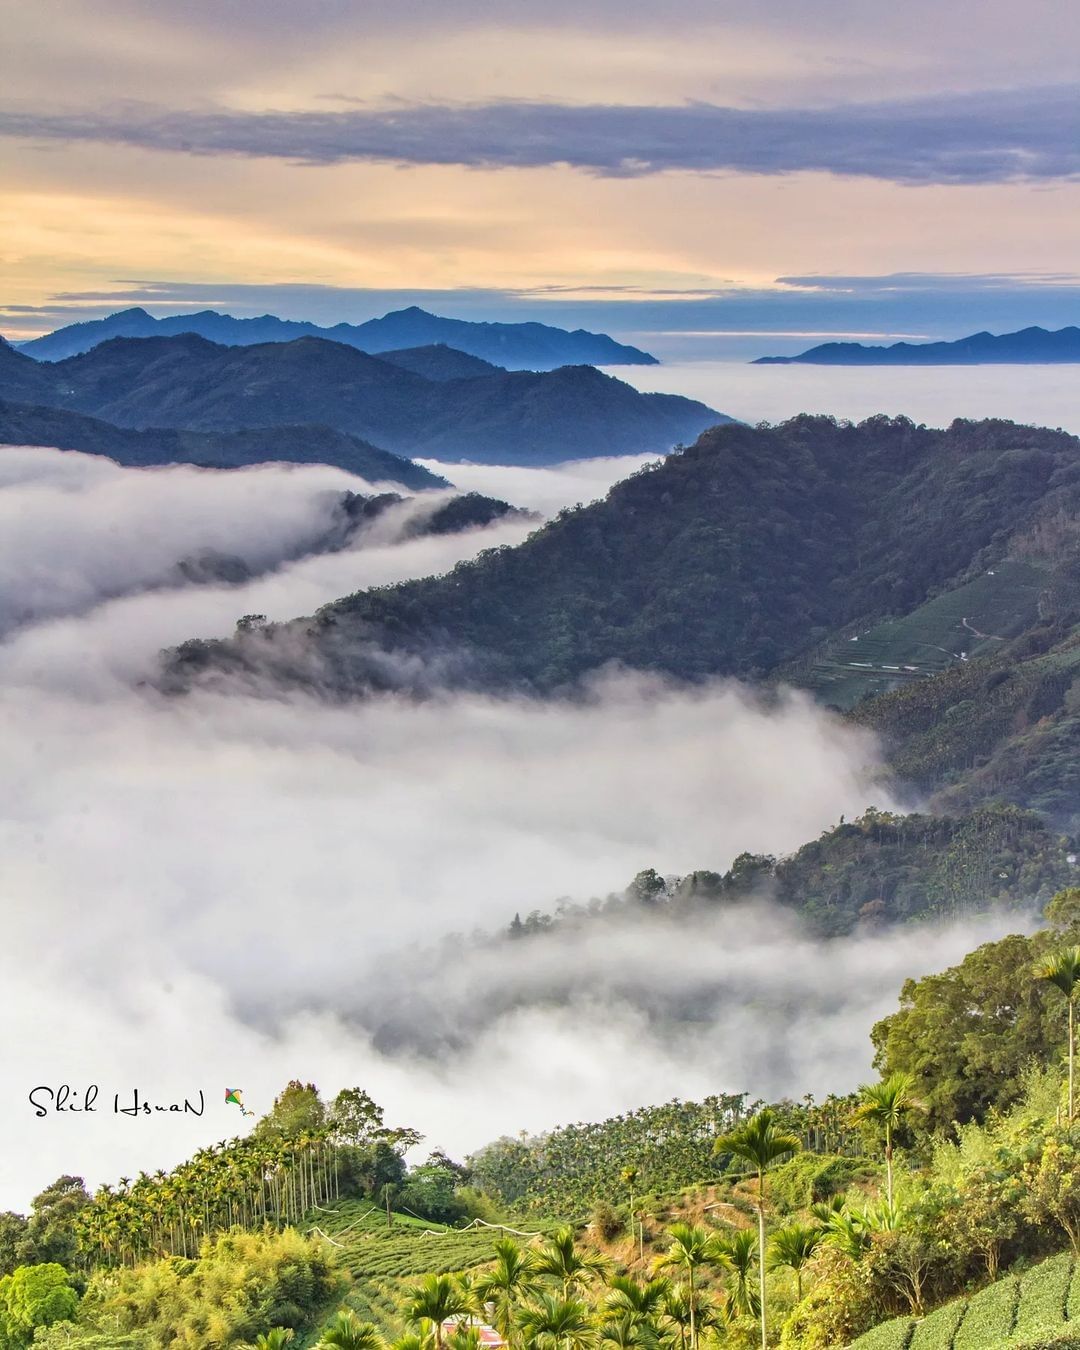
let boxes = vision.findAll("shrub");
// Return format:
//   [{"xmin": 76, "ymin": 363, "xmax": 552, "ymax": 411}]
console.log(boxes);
[
  {"xmin": 591, "ymin": 1202, "xmax": 623, "ymax": 1241},
  {"xmin": 953, "ymin": 1273, "xmax": 1019, "ymax": 1350},
  {"xmin": 769, "ymin": 1154, "xmax": 872, "ymax": 1214},
  {"xmin": 1014, "ymin": 1254, "xmax": 1074, "ymax": 1340},
  {"xmin": 909, "ymin": 1297, "xmax": 967, "ymax": 1350},
  {"xmin": 66, "ymin": 1229, "xmax": 343, "ymax": 1346}
]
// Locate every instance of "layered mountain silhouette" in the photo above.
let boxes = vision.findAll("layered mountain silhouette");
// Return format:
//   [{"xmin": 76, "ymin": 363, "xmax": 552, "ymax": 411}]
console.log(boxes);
[
  {"xmin": 0, "ymin": 397, "xmax": 447, "ymax": 489},
  {"xmin": 754, "ymin": 325, "xmax": 1080, "ymax": 365},
  {"xmin": 0, "ymin": 334, "xmax": 722, "ymax": 465},
  {"xmin": 16, "ymin": 305, "xmax": 659, "ymax": 369}
]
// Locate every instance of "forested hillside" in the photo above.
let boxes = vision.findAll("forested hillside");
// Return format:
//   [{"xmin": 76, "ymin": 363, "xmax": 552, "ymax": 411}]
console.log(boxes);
[
  {"xmin": 161, "ymin": 415, "xmax": 1080, "ymax": 693},
  {"xmin": 0, "ymin": 333, "xmax": 720, "ymax": 465},
  {"xmin": 0, "ymin": 398, "xmax": 448, "ymax": 488},
  {"xmin": 497, "ymin": 806, "xmax": 1073, "ymax": 939}
]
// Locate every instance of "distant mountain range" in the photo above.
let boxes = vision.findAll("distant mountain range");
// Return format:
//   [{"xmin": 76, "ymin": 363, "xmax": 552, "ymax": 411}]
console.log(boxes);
[
  {"xmin": 15, "ymin": 305, "xmax": 659, "ymax": 370},
  {"xmin": 754, "ymin": 324, "xmax": 1080, "ymax": 365},
  {"xmin": 0, "ymin": 333, "xmax": 722, "ymax": 466}
]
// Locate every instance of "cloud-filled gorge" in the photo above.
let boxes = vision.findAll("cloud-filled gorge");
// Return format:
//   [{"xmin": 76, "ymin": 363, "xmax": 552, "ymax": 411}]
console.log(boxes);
[{"xmin": 0, "ymin": 445, "xmax": 1023, "ymax": 1210}]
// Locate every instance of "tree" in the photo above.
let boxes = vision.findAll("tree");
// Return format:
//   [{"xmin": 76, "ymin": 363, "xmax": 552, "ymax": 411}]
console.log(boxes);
[
  {"xmin": 251, "ymin": 1331, "xmax": 296, "ymax": 1350},
  {"xmin": 1036, "ymin": 946, "xmax": 1080, "ymax": 1120},
  {"xmin": 27, "ymin": 1177, "xmax": 90, "ymax": 1270},
  {"xmin": 653, "ymin": 1225, "xmax": 717, "ymax": 1350},
  {"xmin": 316, "ymin": 1310, "xmax": 385, "ymax": 1350},
  {"xmin": 515, "ymin": 1293, "xmax": 594, "ymax": 1350},
  {"xmin": 854, "ymin": 1073, "xmax": 923, "ymax": 1207},
  {"xmin": 255, "ymin": 1082, "xmax": 327, "ymax": 1142},
  {"xmin": 714, "ymin": 1108, "xmax": 800, "ymax": 1350},
  {"xmin": 766, "ymin": 1222, "xmax": 822, "ymax": 1302},
  {"xmin": 602, "ymin": 1275, "xmax": 670, "ymax": 1325},
  {"xmin": 620, "ymin": 1168, "xmax": 642, "ymax": 1263},
  {"xmin": 475, "ymin": 1239, "xmax": 540, "ymax": 1338},
  {"xmin": 716, "ymin": 1229, "xmax": 759, "ymax": 1318},
  {"xmin": 1025, "ymin": 1132, "xmax": 1080, "ymax": 1252},
  {"xmin": 0, "ymin": 1263, "xmax": 79, "ymax": 1347},
  {"xmin": 329, "ymin": 1089, "xmax": 386, "ymax": 1145},
  {"xmin": 533, "ymin": 1228, "xmax": 610, "ymax": 1299},
  {"xmin": 404, "ymin": 1274, "xmax": 475, "ymax": 1350},
  {"xmin": 871, "ymin": 932, "xmax": 1060, "ymax": 1130},
  {"xmin": 0, "ymin": 1217, "xmax": 33, "ymax": 1279}
]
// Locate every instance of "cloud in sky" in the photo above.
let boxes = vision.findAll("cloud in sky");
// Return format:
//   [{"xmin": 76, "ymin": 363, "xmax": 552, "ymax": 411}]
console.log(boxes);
[{"xmin": 3, "ymin": 86, "xmax": 1079, "ymax": 183}]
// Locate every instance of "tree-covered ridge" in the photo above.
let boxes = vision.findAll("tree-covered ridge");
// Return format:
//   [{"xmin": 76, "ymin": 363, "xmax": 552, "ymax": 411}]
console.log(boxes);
[
  {"xmin": 500, "ymin": 806, "xmax": 1074, "ymax": 940},
  {"xmin": 0, "ymin": 333, "xmax": 719, "ymax": 466},
  {"xmin": 161, "ymin": 415, "xmax": 1080, "ymax": 697},
  {"xmin": 468, "ymin": 1097, "xmax": 752, "ymax": 1217},
  {"xmin": 0, "ymin": 398, "xmax": 448, "ymax": 489}
]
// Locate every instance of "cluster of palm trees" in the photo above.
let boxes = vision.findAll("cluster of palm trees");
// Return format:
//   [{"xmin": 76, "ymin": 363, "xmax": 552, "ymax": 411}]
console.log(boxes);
[
  {"xmin": 76, "ymin": 1131, "xmax": 345, "ymax": 1265},
  {"xmin": 270, "ymin": 1180, "xmax": 902, "ymax": 1350}
]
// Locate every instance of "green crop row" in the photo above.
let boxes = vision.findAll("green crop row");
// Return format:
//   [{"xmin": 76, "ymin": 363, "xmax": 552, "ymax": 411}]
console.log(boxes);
[{"xmin": 910, "ymin": 1298, "xmax": 967, "ymax": 1350}]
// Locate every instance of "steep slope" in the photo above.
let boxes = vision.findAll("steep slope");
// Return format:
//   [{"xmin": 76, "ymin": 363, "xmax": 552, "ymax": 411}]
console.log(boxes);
[
  {"xmin": 161, "ymin": 416, "xmax": 1080, "ymax": 698},
  {"xmin": 15, "ymin": 304, "xmax": 659, "ymax": 368},
  {"xmin": 1, "ymin": 334, "xmax": 722, "ymax": 465},
  {"xmin": 0, "ymin": 398, "xmax": 447, "ymax": 488},
  {"xmin": 755, "ymin": 325, "xmax": 1080, "ymax": 366}
]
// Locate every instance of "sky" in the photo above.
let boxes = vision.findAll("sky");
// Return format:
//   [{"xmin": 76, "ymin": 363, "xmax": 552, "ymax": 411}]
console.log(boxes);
[{"xmin": 2, "ymin": 1, "xmax": 1080, "ymax": 352}]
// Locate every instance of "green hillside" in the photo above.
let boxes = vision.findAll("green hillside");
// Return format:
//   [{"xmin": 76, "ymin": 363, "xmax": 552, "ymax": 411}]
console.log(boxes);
[
  {"xmin": 162, "ymin": 416, "xmax": 1080, "ymax": 698},
  {"xmin": 302, "ymin": 1200, "xmax": 530, "ymax": 1339}
]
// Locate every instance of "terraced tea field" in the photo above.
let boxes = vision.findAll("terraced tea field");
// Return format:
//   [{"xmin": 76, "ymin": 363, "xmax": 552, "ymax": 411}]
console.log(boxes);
[
  {"xmin": 302, "ymin": 1200, "xmax": 554, "ymax": 1339},
  {"xmin": 803, "ymin": 559, "xmax": 1049, "ymax": 709},
  {"xmin": 849, "ymin": 1250, "xmax": 1077, "ymax": 1349}
]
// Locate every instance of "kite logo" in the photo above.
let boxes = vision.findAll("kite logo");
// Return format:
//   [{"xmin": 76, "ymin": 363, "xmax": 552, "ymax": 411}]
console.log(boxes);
[{"xmin": 225, "ymin": 1089, "xmax": 254, "ymax": 1118}]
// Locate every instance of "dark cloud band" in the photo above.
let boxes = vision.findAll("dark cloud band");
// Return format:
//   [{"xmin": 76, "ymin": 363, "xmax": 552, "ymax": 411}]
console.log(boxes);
[{"xmin": 1, "ymin": 85, "xmax": 1078, "ymax": 182}]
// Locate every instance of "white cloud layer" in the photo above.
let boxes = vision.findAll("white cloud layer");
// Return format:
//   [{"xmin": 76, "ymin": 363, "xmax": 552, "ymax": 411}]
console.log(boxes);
[{"xmin": 0, "ymin": 443, "xmax": 1011, "ymax": 1213}]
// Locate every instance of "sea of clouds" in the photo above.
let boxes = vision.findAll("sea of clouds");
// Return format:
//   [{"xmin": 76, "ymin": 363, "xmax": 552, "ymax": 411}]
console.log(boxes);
[{"xmin": 0, "ymin": 444, "xmax": 1024, "ymax": 1210}]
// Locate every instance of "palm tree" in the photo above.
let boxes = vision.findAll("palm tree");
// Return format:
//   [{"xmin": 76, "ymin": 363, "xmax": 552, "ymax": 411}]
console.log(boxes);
[
  {"xmin": 533, "ymin": 1228, "xmax": 611, "ymax": 1298},
  {"xmin": 658, "ymin": 1283, "xmax": 693, "ymax": 1350},
  {"xmin": 766, "ymin": 1222, "xmax": 823, "ymax": 1302},
  {"xmin": 715, "ymin": 1229, "xmax": 759, "ymax": 1320},
  {"xmin": 251, "ymin": 1331, "xmax": 296, "ymax": 1350},
  {"xmin": 598, "ymin": 1315, "xmax": 659, "ymax": 1350},
  {"xmin": 653, "ymin": 1224, "xmax": 718, "ymax": 1350},
  {"xmin": 620, "ymin": 1167, "xmax": 642, "ymax": 1263},
  {"xmin": 602, "ymin": 1275, "xmax": 670, "ymax": 1325},
  {"xmin": 516, "ymin": 1293, "xmax": 594, "ymax": 1350},
  {"xmin": 475, "ymin": 1238, "xmax": 540, "ymax": 1338},
  {"xmin": 404, "ymin": 1275, "xmax": 475, "ymax": 1350},
  {"xmin": 317, "ymin": 1310, "xmax": 385, "ymax": 1350},
  {"xmin": 1037, "ymin": 946, "xmax": 1080, "ymax": 1120},
  {"xmin": 714, "ymin": 1108, "xmax": 800, "ymax": 1350},
  {"xmin": 853, "ymin": 1073, "xmax": 922, "ymax": 1207}
]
